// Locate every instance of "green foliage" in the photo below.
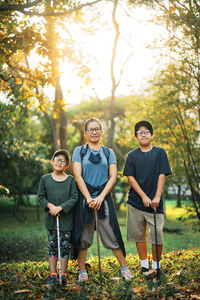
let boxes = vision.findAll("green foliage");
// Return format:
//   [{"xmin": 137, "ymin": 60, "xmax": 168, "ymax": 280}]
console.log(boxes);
[
  {"xmin": 0, "ymin": 185, "xmax": 9, "ymax": 195},
  {"xmin": 0, "ymin": 249, "xmax": 199, "ymax": 299},
  {"xmin": 0, "ymin": 102, "xmax": 49, "ymax": 210}
]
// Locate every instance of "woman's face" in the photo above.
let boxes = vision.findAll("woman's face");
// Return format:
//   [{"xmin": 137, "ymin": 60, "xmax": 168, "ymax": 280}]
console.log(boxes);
[{"xmin": 84, "ymin": 121, "xmax": 102, "ymax": 143}]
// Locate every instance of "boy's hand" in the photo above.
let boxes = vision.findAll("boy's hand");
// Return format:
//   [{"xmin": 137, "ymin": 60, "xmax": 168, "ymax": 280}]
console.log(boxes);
[
  {"xmin": 151, "ymin": 196, "xmax": 160, "ymax": 210},
  {"xmin": 47, "ymin": 203, "xmax": 62, "ymax": 216},
  {"xmin": 142, "ymin": 196, "xmax": 152, "ymax": 207}
]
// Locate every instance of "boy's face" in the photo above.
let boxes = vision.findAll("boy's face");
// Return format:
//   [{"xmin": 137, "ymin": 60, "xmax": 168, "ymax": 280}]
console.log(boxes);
[
  {"xmin": 51, "ymin": 154, "xmax": 69, "ymax": 172},
  {"xmin": 135, "ymin": 126, "xmax": 153, "ymax": 147}
]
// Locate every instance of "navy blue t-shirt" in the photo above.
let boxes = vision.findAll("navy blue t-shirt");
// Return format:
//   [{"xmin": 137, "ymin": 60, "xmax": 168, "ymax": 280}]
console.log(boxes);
[{"xmin": 123, "ymin": 146, "xmax": 172, "ymax": 214}]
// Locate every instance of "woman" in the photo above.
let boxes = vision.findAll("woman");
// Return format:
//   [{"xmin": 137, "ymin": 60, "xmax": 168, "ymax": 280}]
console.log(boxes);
[{"xmin": 72, "ymin": 118, "xmax": 132, "ymax": 282}]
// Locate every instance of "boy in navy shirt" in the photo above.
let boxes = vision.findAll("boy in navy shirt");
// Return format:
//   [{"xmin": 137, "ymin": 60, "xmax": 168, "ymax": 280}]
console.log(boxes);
[{"xmin": 123, "ymin": 121, "xmax": 171, "ymax": 275}]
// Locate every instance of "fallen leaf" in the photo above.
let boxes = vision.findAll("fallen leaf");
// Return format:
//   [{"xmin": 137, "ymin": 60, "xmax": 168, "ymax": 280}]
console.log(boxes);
[
  {"xmin": 0, "ymin": 281, "xmax": 6, "ymax": 286},
  {"xmin": 13, "ymin": 289, "xmax": 30, "ymax": 294},
  {"xmin": 73, "ymin": 285, "xmax": 82, "ymax": 292},
  {"xmin": 176, "ymin": 270, "xmax": 181, "ymax": 276},
  {"xmin": 101, "ymin": 268, "xmax": 110, "ymax": 273},
  {"xmin": 134, "ymin": 286, "xmax": 140, "ymax": 293}
]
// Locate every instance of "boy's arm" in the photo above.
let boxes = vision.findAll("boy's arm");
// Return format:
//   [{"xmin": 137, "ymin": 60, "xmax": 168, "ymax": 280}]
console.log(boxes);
[
  {"xmin": 60, "ymin": 179, "xmax": 78, "ymax": 214},
  {"xmin": 151, "ymin": 174, "xmax": 166, "ymax": 209},
  {"xmin": 127, "ymin": 176, "xmax": 152, "ymax": 207},
  {"xmin": 38, "ymin": 177, "xmax": 48, "ymax": 209},
  {"xmin": 38, "ymin": 177, "xmax": 61, "ymax": 216}
]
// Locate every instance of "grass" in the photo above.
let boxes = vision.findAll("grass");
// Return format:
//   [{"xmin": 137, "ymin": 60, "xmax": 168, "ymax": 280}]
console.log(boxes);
[
  {"xmin": 0, "ymin": 197, "xmax": 199, "ymax": 299},
  {"xmin": 0, "ymin": 249, "xmax": 200, "ymax": 299},
  {"xmin": 0, "ymin": 197, "xmax": 199, "ymax": 262}
]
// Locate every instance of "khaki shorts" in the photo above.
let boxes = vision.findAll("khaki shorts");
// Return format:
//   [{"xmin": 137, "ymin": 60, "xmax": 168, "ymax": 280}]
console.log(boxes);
[
  {"xmin": 127, "ymin": 204, "xmax": 164, "ymax": 245},
  {"xmin": 80, "ymin": 201, "xmax": 120, "ymax": 250}
]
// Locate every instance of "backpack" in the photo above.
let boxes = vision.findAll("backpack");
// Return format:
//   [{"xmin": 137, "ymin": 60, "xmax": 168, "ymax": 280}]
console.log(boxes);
[{"xmin": 80, "ymin": 144, "xmax": 110, "ymax": 164}]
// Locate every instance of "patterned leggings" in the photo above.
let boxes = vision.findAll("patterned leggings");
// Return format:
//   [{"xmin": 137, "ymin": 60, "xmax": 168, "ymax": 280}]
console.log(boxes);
[{"xmin": 47, "ymin": 230, "xmax": 71, "ymax": 258}]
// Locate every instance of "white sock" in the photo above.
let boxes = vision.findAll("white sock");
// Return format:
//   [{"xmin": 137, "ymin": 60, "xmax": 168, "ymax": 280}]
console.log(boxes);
[
  {"xmin": 140, "ymin": 258, "xmax": 149, "ymax": 269},
  {"xmin": 152, "ymin": 260, "xmax": 160, "ymax": 269}
]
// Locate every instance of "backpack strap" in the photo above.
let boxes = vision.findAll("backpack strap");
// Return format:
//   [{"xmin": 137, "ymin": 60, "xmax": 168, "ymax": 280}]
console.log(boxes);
[
  {"xmin": 80, "ymin": 144, "xmax": 110, "ymax": 164},
  {"xmin": 102, "ymin": 146, "xmax": 110, "ymax": 164},
  {"xmin": 80, "ymin": 144, "xmax": 89, "ymax": 161}
]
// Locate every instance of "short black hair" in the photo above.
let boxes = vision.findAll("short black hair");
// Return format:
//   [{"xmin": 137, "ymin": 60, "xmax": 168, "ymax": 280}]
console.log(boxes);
[
  {"xmin": 135, "ymin": 120, "xmax": 153, "ymax": 136},
  {"xmin": 52, "ymin": 149, "xmax": 70, "ymax": 164}
]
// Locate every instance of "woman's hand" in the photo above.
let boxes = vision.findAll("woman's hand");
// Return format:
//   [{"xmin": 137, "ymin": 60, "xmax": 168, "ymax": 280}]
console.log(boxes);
[{"xmin": 92, "ymin": 195, "xmax": 104, "ymax": 210}]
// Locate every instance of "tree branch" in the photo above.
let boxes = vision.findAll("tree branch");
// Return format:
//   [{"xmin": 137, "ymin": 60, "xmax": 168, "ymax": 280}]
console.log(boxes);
[
  {"xmin": 0, "ymin": 0, "xmax": 41, "ymax": 12},
  {"xmin": 0, "ymin": 0, "xmax": 104, "ymax": 16}
]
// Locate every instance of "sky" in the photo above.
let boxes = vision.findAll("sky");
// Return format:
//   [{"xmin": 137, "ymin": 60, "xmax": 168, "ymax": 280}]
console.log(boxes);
[
  {"xmin": 58, "ymin": 1, "xmax": 169, "ymax": 106},
  {"xmin": 23, "ymin": 1, "xmax": 170, "ymax": 108}
]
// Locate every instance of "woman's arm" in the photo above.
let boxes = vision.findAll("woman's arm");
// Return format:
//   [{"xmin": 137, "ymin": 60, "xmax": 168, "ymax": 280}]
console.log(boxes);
[
  {"xmin": 72, "ymin": 161, "xmax": 94, "ymax": 205},
  {"xmin": 94, "ymin": 163, "xmax": 117, "ymax": 210}
]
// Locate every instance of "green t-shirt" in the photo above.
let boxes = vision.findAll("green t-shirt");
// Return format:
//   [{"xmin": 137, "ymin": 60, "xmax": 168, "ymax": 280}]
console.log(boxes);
[{"xmin": 38, "ymin": 174, "xmax": 78, "ymax": 231}]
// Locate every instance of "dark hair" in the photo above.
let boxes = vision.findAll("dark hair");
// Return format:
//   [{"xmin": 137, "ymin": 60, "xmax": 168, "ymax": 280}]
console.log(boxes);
[
  {"xmin": 52, "ymin": 149, "xmax": 70, "ymax": 164},
  {"xmin": 84, "ymin": 118, "xmax": 102, "ymax": 132},
  {"xmin": 135, "ymin": 120, "xmax": 153, "ymax": 136}
]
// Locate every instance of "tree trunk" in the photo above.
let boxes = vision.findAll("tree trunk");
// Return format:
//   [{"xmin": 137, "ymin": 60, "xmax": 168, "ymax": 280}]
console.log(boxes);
[
  {"xmin": 107, "ymin": 0, "xmax": 119, "ymax": 148},
  {"xmin": 45, "ymin": 113, "xmax": 60, "ymax": 151},
  {"xmin": 176, "ymin": 184, "xmax": 182, "ymax": 208},
  {"xmin": 55, "ymin": 76, "xmax": 67, "ymax": 149}
]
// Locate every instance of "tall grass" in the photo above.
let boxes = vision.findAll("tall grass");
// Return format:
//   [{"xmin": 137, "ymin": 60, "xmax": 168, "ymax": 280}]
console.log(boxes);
[{"xmin": 0, "ymin": 197, "xmax": 199, "ymax": 263}]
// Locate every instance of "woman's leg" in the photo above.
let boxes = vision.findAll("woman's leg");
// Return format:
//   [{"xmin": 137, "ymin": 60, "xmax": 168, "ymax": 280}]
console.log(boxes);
[
  {"xmin": 78, "ymin": 249, "xmax": 88, "ymax": 271},
  {"xmin": 112, "ymin": 248, "xmax": 126, "ymax": 267}
]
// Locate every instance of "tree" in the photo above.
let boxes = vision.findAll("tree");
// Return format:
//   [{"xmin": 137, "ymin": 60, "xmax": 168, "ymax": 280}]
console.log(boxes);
[{"xmin": 0, "ymin": 0, "xmax": 103, "ymax": 151}]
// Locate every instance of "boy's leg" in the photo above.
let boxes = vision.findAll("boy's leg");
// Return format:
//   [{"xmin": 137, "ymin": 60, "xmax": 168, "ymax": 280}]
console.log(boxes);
[
  {"xmin": 136, "ymin": 242, "xmax": 147, "ymax": 260},
  {"xmin": 48, "ymin": 230, "xmax": 58, "ymax": 274},
  {"xmin": 127, "ymin": 205, "xmax": 149, "ymax": 270},
  {"xmin": 152, "ymin": 244, "xmax": 163, "ymax": 269},
  {"xmin": 61, "ymin": 258, "xmax": 68, "ymax": 273},
  {"xmin": 47, "ymin": 230, "xmax": 58, "ymax": 288},
  {"xmin": 147, "ymin": 213, "xmax": 164, "ymax": 270},
  {"xmin": 49, "ymin": 256, "xmax": 58, "ymax": 273}
]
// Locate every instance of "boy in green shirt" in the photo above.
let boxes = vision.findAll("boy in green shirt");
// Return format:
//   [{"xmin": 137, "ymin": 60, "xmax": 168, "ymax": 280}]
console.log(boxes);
[{"xmin": 38, "ymin": 150, "xmax": 78, "ymax": 288}]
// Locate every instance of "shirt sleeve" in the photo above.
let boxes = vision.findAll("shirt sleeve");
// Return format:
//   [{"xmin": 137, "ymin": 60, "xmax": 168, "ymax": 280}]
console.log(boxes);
[
  {"xmin": 108, "ymin": 148, "xmax": 117, "ymax": 164},
  {"xmin": 72, "ymin": 146, "xmax": 82, "ymax": 162},
  {"xmin": 38, "ymin": 177, "xmax": 48, "ymax": 209},
  {"xmin": 123, "ymin": 152, "xmax": 135, "ymax": 176},
  {"xmin": 60, "ymin": 178, "xmax": 79, "ymax": 214},
  {"xmin": 159, "ymin": 149, "xmax": 172, "ymax": 176}
]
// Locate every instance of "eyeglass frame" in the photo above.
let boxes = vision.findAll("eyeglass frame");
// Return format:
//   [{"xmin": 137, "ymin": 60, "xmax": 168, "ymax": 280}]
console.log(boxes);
[
  {"xmin": 86, "ymin": 127, "xmax": 101, "ymax": 134},
  {"xmin": 136, "ymin": 129, "xmax": 151, "ymax": 136},
  {"xmin": 54, "ymin": 157, "xmax": 67, "ymax": 164}
]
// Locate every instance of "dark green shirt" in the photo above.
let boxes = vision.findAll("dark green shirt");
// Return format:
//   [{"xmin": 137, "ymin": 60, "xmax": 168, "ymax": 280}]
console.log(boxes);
[{"xmin": 38, "ymin": 174, "xmax": 78, "ymax": 231}]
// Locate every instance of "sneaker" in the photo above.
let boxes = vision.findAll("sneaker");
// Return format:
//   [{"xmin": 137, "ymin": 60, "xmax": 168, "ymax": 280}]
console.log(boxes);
[
  {"xmin": 47, "ymin": 276, "xmax": 57, "ymax": 289},
  {"xmin": 156, "ymin": 268, "xmax": 164, "ymax": 278},
  {"xmin": 121, "ymin": 268, "xmax": 133, "ymax": 281},
  {"xmin": 78, "ymin": 271, "xmax": 88, "ymax": 282},
  {"xmin": 142, "ymin": 268, "xmax": 157, "ymax": 277},
  {"xmin": 141, "ymin": 267, "xmax": 149, "ymax": 274},
  {"xmin": 60, "ymin": 274, "xmax": 67, "ymax": 285}
]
